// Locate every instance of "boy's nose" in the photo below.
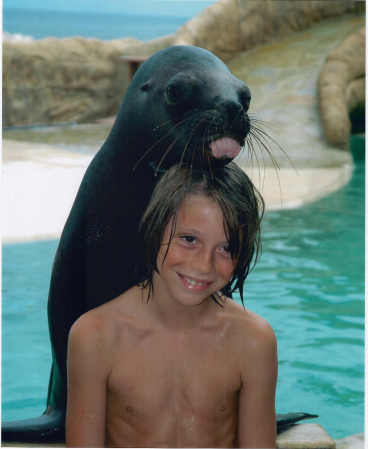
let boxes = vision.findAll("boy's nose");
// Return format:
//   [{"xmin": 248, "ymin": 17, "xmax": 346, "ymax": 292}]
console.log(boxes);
[{"xmin": 192, "ymin": 249, "xmax": 213, "ymax": 274}]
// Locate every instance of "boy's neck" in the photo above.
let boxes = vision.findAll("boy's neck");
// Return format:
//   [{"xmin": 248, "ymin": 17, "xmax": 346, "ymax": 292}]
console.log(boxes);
[{"xmin": 143, "ymin": 282, "xmax": 217, "ymax": 331}]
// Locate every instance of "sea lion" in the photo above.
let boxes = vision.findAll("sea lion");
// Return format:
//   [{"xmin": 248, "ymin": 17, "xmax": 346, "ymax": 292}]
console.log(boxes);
[{"xmin": 2, "ymin": 45, "xmax": 316, "ymax": 443}]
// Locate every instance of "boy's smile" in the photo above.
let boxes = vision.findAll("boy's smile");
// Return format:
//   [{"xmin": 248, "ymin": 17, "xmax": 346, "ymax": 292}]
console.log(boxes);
[
  {"xmin": 177, "ymin": 273, "xmax": 212, "ymax": 292},
  {"xmin": 154, "ymin": 194, "xmax": 236, "ymax": 307}
]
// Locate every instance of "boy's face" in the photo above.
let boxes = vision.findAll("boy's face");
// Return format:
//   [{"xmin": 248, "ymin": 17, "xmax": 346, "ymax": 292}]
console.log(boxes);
[{"xmin": 155, "ymin": 194, "xmax": 236, "ymax": 307}]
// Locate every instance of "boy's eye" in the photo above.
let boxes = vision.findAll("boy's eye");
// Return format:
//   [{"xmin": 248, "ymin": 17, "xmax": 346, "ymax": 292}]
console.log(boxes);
[
  {"xmin": 218, "ymin": 244, "xmax": 231, "ymax": 256},
  {"xmin": 179, "ymin": 235, "xmax": 197, "ymax": 245}
]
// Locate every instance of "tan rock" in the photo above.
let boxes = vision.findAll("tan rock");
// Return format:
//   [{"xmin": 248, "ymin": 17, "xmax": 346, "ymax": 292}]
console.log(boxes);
[
  {"xmin": 120, "ymin": 34, "xmax": 175, "ymax": 59},
  {"xmin": 3, "ymin": 0, "xmax": 364, "ymax": 127},
  {"xmin": 174, "ymin": 0, "xmax": 363, "ymax": 62},
  {"xmin": 276, "ymin": 423, "xmax": 336, "ymax": 449},
  {"xmin": 346, "ymin": 77, "xmax": 365, "ymax": 113},
  {"xmin": 3, "ymin": 37, "xmax": 140, "ymax": 127},
  {"xmin": 174, "ymin": 0, "xmax": 241, "ymax": 60},
  {"xmin": 318, "ymin": 27, "xmax": 365, "ymax": 150}
]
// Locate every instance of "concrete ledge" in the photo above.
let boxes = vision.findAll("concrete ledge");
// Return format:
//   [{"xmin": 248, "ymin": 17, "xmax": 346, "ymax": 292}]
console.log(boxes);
[
  {"xmin": 2, "ymin": 140, "xmax": 93, "ymax": 243},
  {"xmin": 335, "ymin": 433, "xmax": 365, "ymax": 449},
  {"xmin": 2, "ymin": 139, "xmax": 354, "ymax": 243},
  {"xmin": 241, "ymin": 163, "xmax": 353, "ymax": 211},
  {"xmin": 277, "ymin": 423, "xmax": 336, "ymax": 449}
]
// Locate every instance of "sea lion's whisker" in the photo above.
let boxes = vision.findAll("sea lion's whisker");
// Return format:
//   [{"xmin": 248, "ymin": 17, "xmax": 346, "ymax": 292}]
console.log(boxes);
[
  {"xmin": 245, "ymin": 132, "xmax": 267, "ymax": 192},
  {"xmin": 206, "ymin": 145, "xmax": 214, "ymax": 180},
  {"xmin": 133, "ymin": 135, "xmax": 170, "ymax": 171},
  {"xmin": 152, "ymin": 118, "xmax": 176, "ymax": 131},
  {"xmin": 249, "ymin": 118, "xmax": 295, "ymax": 170},
  {"xmin": 177, "ymin": 137, "xmax": 191, "ymax": 169},
  {"xmin": 250, "ymin": 124, "xmax": 285, "ymax": 158},
  {"xmin": 178, "ymin": 113, "xmax": 209, "ymax": 169},
  {"xmin": 186, "ymin": 119, "xmax": 203, "ymax": 171},
  {"xmin": 133, "ymin": 115, "xmax": 196, "ymax": 171},
  {"xmin": 154, "ymin": 112, "xmax": 202, "ymax": 172},
  {"xmin": 203, "ymin": 121, "xmax": 216, "ymax": 179},
  {"xmin": 147, "ymin": 110, "xmax": 210, "ymax": 172},
  {"xmin": 154, "ymin": 137, "xmax": 180, "ymax": 174},
  {"xmin": 178, "ymin": 116, "xmax": 203, "ymax": 168},
  {"xmin": 247, "ymin": 127, "xmax": 281, "ymax": 170},
  {"xmin": 247, "ymin": 130, "xmax": 283, "ymax": 205},
  {"xmin": 167, "ymin": 113, "xmax": 205, "ymax": 171}
]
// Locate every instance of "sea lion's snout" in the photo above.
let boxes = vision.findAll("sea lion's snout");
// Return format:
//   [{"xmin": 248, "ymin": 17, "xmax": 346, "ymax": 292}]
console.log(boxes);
[
  {"xmin": 217, "ymin": 99, "xmax": 245, "ymax": 122},
  {"xmin": 131, "ymin": 46, "xmax": 255, "ymax": 170},
  {"xmin": 157, "ymin": 84, "xmax": 252, "ymax": 167},
  {"xmin": 206, "ymin": 97, "xmax": 250, "ymax": 161},
  {"xmin": 214, "ymin": 98, "xmax": 248, "ymax": 130}
]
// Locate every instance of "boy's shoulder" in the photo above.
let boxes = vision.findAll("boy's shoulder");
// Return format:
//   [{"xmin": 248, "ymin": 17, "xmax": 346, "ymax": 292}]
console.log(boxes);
[
  {"xmin": 222, "ymin": 298, "xmax": 276, "ymax": 350},
  {"xmin": 68, "ymin": 286, "xmax": 142, "ymax": 347}
]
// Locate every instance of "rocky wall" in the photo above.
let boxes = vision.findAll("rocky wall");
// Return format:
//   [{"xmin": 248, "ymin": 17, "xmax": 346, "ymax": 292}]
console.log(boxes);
[
  {"xmin": 3, "ymin": 0, "xmax": 364, "ymax": 127},
  {"xmin": 318, "ymin": 27, "xmax": 365, "ymax": 150},
  {"xmin": 174, "ymin": 0, "xmax": 363, "ymax": 61},
  {"xmin": 3, "ymin": 37, "xmax": 139, "ymax": 127}
]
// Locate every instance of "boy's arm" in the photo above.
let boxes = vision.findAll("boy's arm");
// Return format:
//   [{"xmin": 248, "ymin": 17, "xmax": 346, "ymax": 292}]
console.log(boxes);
[
  {"xmin": 66, "ymin": 315, "xmax": 110, "ymax": 447},
  {"xmin": 237, "ymin": 319, "xmax": 278, "ymax": 448}
]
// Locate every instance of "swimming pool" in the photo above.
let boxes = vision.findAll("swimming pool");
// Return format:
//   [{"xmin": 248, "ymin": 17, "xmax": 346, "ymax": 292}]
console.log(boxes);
[{"xmin": 2, "ymin": 148, "xmax": 364, "ymax": 439}]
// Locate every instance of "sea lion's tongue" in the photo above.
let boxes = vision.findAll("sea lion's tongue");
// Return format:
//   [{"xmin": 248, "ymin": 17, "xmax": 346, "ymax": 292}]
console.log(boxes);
[{"xmin": 210, "ymin": 137, "xmax": 241, "ymax": 159}]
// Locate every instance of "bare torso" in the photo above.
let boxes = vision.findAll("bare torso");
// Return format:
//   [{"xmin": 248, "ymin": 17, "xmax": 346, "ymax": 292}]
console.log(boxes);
[
  {"xmin": 67, "ymin": 286, "xmax": 277, "ymax": 448},
  {"xmin": 101, "ymin": 290, "xmax": 245, "ymax": 447}
]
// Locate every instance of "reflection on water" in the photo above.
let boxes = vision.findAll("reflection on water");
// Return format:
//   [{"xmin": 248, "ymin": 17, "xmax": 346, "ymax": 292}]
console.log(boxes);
[{"xmin": 2, "ymin": 142, "xmax": 364, "ymax": 439}]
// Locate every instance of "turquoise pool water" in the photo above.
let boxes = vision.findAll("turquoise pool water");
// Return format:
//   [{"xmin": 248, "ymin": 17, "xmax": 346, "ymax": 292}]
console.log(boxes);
[{"xmin": 2, "ymin": 153, "xmax": 364, "ymax": 439}]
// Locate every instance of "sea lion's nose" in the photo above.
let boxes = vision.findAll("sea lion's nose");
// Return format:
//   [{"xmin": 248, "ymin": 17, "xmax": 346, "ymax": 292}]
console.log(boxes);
[
  {"xmin": 217, "ymin": 99, "xmax": 245, "ymax": 125},
  {"xmin": 227, "ymin": 100, "xmax": 244, "ymax": 118},
  {"xmin": 240, "ymin": 86, "xmax": 251, "ymax": 112}
]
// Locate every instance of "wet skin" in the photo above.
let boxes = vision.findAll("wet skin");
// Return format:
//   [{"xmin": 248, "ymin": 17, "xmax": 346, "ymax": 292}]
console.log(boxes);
[{"xmin": 66, "ymin": 195, "xmax": 277, "ymax": 448}]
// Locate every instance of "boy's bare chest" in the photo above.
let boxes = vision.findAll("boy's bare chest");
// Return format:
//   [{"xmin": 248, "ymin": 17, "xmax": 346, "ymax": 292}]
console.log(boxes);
[{"xmin": 106, "ymin": 329, "xmax": 240, "ymax": 445}]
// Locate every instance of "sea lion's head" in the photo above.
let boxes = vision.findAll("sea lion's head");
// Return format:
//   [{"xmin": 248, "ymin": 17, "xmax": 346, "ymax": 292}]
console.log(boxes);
[{"xmin": 119, "ymin": 46, "xmax": 252, "ymax": 172}]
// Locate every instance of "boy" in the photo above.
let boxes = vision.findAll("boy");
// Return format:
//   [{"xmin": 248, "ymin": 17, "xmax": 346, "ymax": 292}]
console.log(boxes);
[{"xmin": 66, "ymin": 162, "xmax": 277, "ymax": 448}]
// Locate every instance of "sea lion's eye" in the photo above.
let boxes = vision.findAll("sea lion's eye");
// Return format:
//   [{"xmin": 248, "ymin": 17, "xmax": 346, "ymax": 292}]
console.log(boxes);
[
  {"xmin": 165, "ymin": 73, "xmax": 196, "ymax": 106},
  {"xmin": 165, "ymin": 83, "xmax": 182, "ymax": 105},
  {"xmin": 141, "ymin": 82, "xmax": 151, "ymax": 92}
]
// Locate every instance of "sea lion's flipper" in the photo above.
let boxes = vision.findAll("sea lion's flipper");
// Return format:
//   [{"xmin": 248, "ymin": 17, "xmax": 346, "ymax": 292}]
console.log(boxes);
[
  {"xmin": 276, "ymin": 412, "xmax": 318, "ymax": 433},
  {"xmin": 1, "ymin": 408, "xmax": 65, "ymax": 443},
  {"xmin": 2, "ymin": 362, "xmax": 66, "ymax": 443},
  {"xmin": 46, "ymin": 352, "xmax": 67, "ymax": 410}
]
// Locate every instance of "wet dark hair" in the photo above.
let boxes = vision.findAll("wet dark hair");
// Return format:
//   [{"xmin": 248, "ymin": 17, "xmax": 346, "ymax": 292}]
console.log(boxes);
[{"xmin": 138, "ymin": 162, "xmax": 264, "ymax": 306}]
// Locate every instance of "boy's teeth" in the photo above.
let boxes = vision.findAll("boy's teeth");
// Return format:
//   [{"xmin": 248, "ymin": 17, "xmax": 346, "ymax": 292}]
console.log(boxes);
[{"xmin": 183, "ymin": 276, "xmax": 206, "ymax": 287}]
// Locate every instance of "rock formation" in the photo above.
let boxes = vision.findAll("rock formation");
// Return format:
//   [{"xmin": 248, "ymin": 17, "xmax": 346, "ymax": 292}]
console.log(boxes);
[
  {"xmin": 174, "ymin": 0, "xmax": 363, "ymax": 61},
  {"xmin": 3, "ymin": 37, "xmax": 140, "ymax": 127},
  {"xmin": 318, "ymin": 27, "xmax": 365, "ymax": 150},
  {"xmin": 2, "ymin": 0, "xmax": 364, "ymax": 128}
]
